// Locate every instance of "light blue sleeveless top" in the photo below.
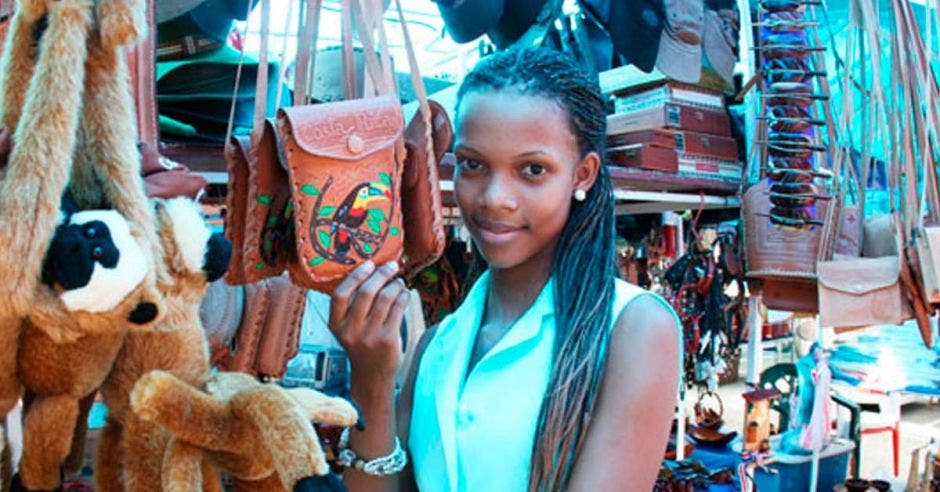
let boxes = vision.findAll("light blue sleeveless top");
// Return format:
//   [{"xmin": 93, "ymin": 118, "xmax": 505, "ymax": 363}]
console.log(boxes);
[{"xmin": 408, "ymin": 271, "xmax": 677, "ymax": 491}]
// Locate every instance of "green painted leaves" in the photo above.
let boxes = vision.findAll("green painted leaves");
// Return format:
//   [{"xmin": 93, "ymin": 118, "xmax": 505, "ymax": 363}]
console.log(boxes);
[
  {"xmin": 362, "ymin": 243, "xmax": 374, "ymax": 254},
  {"xmin": 317, "ymin": 230, "xmax": 332, "ymax": 248},
  {"xmin": 309, "ymin": 256, "xmax": 325, "ymax": 267},
  {"xmin": 378, "ymin": 172, "xmax": 391, "ymax": 186},
  {"xmin": 256, "ymin": 194, "xmax": 272, "ymax": 205},
  {"xmin": 367, "ymin": 219, "xmax": 382, "ymax": 234},
  {"xmin": 389, "ymin": 226, "xmax": 400, "ymax": 236},
  {"xmin": 301, "ymin": 184, "xmax": 320, "ymax": 196},
  {"xmin": 367, "ymin": 208, "xmax": 386, "ymax": 221},
  {"xmin": 319, "ymin": 206, "xmax": 337, "ymax": 217}
]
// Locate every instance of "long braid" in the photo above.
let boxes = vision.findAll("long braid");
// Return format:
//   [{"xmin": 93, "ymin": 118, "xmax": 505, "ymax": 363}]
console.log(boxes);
[{"xmin": 457, "ymin": 47, "xmax": 616, "ymax": 491}]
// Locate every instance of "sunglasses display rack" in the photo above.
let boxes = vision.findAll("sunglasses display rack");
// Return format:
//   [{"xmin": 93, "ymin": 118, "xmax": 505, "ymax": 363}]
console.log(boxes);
[{"xmin": 753, "ymin": 0, "xmax": 834, "ymax": 229}]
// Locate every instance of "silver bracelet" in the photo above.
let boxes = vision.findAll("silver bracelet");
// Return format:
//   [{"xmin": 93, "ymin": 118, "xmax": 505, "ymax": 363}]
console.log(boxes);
[{"xmin": 336, "ymin": 427, "xmax": 408, "ymax": 476}]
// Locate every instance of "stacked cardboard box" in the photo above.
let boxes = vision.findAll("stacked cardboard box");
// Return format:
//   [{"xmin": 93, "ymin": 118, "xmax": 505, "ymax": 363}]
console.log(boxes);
[{"xmin": 605, "ymin": 74, "xmax": 742, "ymax": 185}]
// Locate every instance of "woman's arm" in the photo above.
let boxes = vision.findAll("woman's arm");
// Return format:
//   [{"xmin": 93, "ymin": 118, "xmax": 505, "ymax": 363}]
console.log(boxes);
[
  {"xmin": 566, "ymin": 294, "xmax": 680, "ymax": 491},
  {"xmin": 327, "ymin": 261, "xmax": 410, "ymax": 492}
]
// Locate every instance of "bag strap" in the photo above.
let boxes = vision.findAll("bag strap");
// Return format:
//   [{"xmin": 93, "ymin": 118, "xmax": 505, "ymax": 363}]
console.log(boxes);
[
  {"xmin": 272, "ymin": 0, "xmax": 297, "ymax": 112},
  {"xmin": 897, "ymin": 0, "xmax": 940, "ymax": 226},
  {"xmin": 224, "ymin": 0, "xmax": 261, "ymax": 149},
  {"xmin": 294, "ymin": 0, "xmax": 323, "ymax": 106},
  {"xmin": 128, "ymin": 0, "xmax": 158, "ymax": 147},
  {"xmin": 250, "ymin": 0, "xmax": 272, "ymax": 146}
]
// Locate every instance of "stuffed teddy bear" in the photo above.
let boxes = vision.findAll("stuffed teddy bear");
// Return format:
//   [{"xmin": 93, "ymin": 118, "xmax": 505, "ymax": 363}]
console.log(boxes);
[
  {"xmin": 94, "ymin": 197, "xmax": 230, "ymax": 492},
  {"xmin": 130, "ymin": 370, "xmax": 359, "ymax": 492}
]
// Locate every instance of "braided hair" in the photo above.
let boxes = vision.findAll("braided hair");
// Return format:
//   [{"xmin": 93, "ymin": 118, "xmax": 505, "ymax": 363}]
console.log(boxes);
[{"xmin": 456, "ymin": 46, "xmax": 616, "ymax": 491}]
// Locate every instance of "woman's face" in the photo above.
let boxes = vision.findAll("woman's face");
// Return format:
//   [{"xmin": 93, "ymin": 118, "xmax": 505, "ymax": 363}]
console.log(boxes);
[{"xmin": 454, "ymin": 90, "xmax": 598, "ymax": 272}]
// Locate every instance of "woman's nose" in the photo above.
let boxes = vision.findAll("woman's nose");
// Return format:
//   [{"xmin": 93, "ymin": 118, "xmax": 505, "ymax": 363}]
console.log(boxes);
[{"xmin": 480, "ymin": 174, "xmax": 518, "ymax": 212}]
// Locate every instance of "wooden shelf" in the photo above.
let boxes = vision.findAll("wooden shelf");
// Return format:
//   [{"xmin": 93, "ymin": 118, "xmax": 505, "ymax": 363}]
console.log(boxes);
[{"xmin": 171, "ymin": 147, "xmax": 742, "ymax": 216}]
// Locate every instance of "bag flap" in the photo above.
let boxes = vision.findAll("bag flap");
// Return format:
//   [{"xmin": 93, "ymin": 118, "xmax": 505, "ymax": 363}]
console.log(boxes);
[
  {"xmin": 817, "ymin": 255, "xmax": 901, "ymax": 293},
  {"xmin": 278, "ymin": 94, "xmax": 403, "ymax": 161}
]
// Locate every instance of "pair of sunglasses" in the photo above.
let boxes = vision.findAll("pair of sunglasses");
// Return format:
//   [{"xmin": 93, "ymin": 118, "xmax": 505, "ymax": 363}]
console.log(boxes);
[
  {"xmin": 764, "ymin": 92, "xmax": 828, "ymax": 107},
  {"xmin": 768, "ymin": 80, "xmax": 815, "ymax": 93},
  {"xmin": 770, "ymin": 104, "xmax": 813, "ymax": 119},
  {"xmin": 762, "ymin": 116, "xmax": 825, "ymax": 133},
  {"xmin": 756, "ymin": 19, "xmax": 818, "ymax": 32},
  {"xmin": 761, "ymin": 0, "xmax": 822, "ymax": 12},
  {"xmin": 759, "ymin": 208, "xmax": 825, "ymax": 227}
]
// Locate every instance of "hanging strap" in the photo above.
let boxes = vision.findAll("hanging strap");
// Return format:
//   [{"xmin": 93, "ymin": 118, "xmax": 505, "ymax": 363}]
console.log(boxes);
[
  {"xmin": 223, "ymin": 0, "xmax": 257, "ymax": 148},
  {"xmin": 294, "ymin": 0, "xmax": 322, "ymax": 106},
  {"xmin": 250, "ymin": 0, "xmax": 271, "ymax": 146},
  {"xmin": 273, "ymin": 0, "xmax": 296, "ymax": 111}
]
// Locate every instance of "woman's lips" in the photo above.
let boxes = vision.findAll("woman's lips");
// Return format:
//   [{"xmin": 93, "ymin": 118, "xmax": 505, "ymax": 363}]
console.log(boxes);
[{"xmin": 473, "ymin": 217, "xmax": 524, "ymax": 245}]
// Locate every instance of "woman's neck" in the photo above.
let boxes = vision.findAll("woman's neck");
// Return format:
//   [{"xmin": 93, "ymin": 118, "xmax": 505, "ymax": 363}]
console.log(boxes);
[{"xmin": 485, "ymin": 245, "xmax": 554, "ymax": 326}]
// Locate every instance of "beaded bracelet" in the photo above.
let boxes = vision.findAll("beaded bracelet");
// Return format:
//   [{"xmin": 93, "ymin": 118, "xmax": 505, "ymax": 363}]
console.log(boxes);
[{"xmin": 336, "ymin": 427, "xmax": 408, "ymax": 476}]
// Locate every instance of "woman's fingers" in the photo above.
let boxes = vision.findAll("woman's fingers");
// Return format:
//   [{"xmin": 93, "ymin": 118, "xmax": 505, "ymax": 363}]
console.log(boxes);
[
  {"xmin": 329, "ymin": 260, "xmax": 376, "ymax": 330},
  {"xmin": 365, "ymin": 278, "xmax": 405, "ymax": 330},
  {"xmin": 344, "ymin": 261, "xmax": 400, "ymax": 327}
]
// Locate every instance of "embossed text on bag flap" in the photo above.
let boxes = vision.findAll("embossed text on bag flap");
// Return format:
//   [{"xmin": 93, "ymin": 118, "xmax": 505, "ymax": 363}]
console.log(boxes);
[
  {"xmin": 278, "ymin": 94, "xmax": 403, "ymax": 161},
  {"xmin": 817, "ymin": 255, "xmax": 901, "ymax": 294}
]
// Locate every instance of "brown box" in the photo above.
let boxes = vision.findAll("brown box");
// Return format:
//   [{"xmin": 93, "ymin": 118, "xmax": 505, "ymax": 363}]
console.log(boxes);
[
  {"xmin": 608, "ymin": 128, "xmax": 739, "ymax": 161},
  {"xmin": 606, "ymin": 143, "xmax": 678, "ymax": 173},
  {"xmin": 607, "ymin": 102, "xmax": 733, "ymax": 137}
]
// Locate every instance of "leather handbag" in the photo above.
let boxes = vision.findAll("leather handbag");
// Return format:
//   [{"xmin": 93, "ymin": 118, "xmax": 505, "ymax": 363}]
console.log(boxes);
[
  {"xmin": 815, "ymin": 5, "xmax": 913, "ymax": 329},
  {"xmin": 743, "ymin": 178, "xmax": 827, "ymax": 313},
  {"xmin": 242, "ymin": 118, "xmax": 294, "ymax": 280},
  {"xmin": 401, "ymin": 98, "xmax": 451, "ymax": 279},
  {"xmin": 818, "ymin": 214, "xmax": 911, "ymax": 327},
  {"xmin": 224, "ymin": 134, "xmax": 252, "ymax": 284},
  {"xmin": 276, "ymin": 0, "xmax": 433, "ymax": 292},
  {"xmin": 214, "ymin": 274, "xmax": 308, "ymax": 380}
]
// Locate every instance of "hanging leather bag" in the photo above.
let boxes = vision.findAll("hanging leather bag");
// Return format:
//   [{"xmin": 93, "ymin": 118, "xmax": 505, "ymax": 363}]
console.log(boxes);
[
  {"xmin": 277, "ymin": 0, "xmax": 434, "ymax": 292},
  {"xmin": 816, "ymin": 1, "xmax": 911, "ymax": 329}
]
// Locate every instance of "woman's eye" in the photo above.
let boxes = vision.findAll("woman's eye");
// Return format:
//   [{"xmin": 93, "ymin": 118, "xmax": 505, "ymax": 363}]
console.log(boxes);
[
  {"xmin": 523, "ymin": 163, "xmax": 546, "ymax": 177},
  {"xmin": 458, "ymin": 158, "xmax": 483, "ymax": 171}
]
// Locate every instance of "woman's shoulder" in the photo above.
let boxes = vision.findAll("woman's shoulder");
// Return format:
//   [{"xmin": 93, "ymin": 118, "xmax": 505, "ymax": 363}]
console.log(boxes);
[{"xmin": 610, "ymin": 278, "xmax": 678, "ymax": 344}]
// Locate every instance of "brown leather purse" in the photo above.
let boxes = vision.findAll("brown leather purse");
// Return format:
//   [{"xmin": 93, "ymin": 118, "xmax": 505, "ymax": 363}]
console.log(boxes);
[
  {"xmin": 214, "ymin": 274, "xmax": 308, "ymax": 380},
  {"xmin": 402, "ymin": 99, "xmax": 452, "ymax": 279},
  {"xmin": 243, "ymin": 119, "xmax": 294, "ymax": 280},
  {"xmin": 276, "ymin": 0, "xmax": 433, "ymax": 292},
  {"xmin": 224, "ymin": 135, "xmax": 252, "ymax": 284}
]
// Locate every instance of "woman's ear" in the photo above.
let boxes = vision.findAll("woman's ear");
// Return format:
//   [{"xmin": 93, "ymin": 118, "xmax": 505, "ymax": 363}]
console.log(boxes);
[{"xmin": 573, "ymin": 151, "xmax": 602, "ymax": 193}]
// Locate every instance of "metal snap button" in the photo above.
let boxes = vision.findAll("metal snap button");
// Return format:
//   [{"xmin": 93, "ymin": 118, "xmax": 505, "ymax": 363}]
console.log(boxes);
[{"xmin": 347, "ymin": 134, "xmax": 365, "ymax": 154}]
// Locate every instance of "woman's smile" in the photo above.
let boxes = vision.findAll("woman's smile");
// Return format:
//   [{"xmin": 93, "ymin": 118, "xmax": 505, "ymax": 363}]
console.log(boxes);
[{"xmin": 472, "ymin": 215, "xmax": 526, "ymax": 246}]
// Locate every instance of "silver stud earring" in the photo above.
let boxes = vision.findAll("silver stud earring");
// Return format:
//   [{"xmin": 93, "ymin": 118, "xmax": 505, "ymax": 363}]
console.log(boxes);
[{"xmin": 574, "ymin": 189, "xmax": 586, "ymax": 202}]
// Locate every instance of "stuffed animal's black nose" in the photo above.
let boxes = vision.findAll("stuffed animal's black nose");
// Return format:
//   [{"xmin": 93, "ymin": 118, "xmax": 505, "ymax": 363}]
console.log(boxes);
[{"xmin": 128, "ymin": 302, "xmax": 158, "ymax": 325}]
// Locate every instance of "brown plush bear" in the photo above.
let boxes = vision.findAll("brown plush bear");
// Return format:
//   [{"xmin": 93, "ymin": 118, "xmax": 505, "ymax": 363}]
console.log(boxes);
[
  {"xmin": 95, "ymin": 197, "xmax": 231, "ymax": 492},
  {"xmin": 130, "ymin": 370, "xmax": 359, "ymax": 492}
]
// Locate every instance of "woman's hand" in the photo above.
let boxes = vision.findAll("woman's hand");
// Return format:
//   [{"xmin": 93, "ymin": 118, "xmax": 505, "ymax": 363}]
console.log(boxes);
[{"xmin": 329, "ymin": 260, "xmax": 411, "ymax": 391}]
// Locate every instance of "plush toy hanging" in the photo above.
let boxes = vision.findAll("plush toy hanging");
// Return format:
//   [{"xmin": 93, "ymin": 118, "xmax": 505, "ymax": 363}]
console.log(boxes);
[
  {"xmin": 95, "ymin": 197, "xmax": 231, "ymax": 492},
  {"xmin": 0, "ymin": 0, "xmax": 168, "ymax": 488}
]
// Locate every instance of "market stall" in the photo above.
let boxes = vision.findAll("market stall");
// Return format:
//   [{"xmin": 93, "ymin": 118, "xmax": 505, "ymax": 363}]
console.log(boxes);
[{"xmin": 0, "ymin": 0, "xmax": 937, "ymax": 490}]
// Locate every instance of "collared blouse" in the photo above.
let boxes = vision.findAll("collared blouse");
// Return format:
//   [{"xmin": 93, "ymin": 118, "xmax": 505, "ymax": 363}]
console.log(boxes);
[{"xmin": 409, "ymin": 271, "xmax": 668, "ymax": 491}]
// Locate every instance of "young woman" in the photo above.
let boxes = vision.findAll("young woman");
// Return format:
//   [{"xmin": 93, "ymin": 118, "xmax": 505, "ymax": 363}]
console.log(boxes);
[{"xmin": 327, "ymin": 47, "xmax": 680, "ymax": 491}]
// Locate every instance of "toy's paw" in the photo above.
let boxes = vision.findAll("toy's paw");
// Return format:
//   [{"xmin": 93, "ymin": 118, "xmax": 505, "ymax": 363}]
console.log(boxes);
[
  {"xmin": 129, "ymin": 370, "xmax": 177, "ymax": 422},
  {"xmin": 285, "ymin": 388, "xmax": 360, "ymax": 428},
  {"xmin": 96, "ymin": 0, "xmax": 146, "ymax": 49}
]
